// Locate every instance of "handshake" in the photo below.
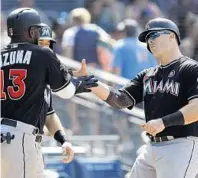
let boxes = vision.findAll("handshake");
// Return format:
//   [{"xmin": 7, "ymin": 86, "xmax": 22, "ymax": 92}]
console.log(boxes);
[
  {"xmin": 72, "ymin": 75, "xmax": 98, "ymax": 94},
  {"xmin": 70, "ymin": 59, "xmax": 98, "ymax": 94}
]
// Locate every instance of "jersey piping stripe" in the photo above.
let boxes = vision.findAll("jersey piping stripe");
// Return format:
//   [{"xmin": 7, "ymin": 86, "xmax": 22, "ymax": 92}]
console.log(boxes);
[
  {"xmin": 122, "ymin": 89, "xmax": 136, "ymax": 106},
  {"xmin": 186, "ymin": 57, "xmax": 198, "ymax": 64},
  {"xmin": 22, "ymin": 133, "xmax": 26, "ymax": 178},
  {"xmin": 52, "ymin": 80, "xmax": 70, "ymax": 92},
  {"xmin": 46, "ymin": 110, "xmax": 55, "ymax": 115},
  {"xmin": 183, "ymin": 140, "xmax": 195, "ymax": 178},
  {"xmin": 159, "ymin": 56, "xmax": 183, "ymax": 68},
  {"xmin": 188, "ymin": 95, "xmax": 198, "ymax": 101}
]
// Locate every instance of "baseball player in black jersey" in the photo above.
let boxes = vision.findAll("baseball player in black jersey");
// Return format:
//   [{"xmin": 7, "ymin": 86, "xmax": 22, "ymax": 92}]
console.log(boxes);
[
  {"xmin": 38, "ymin": 24, "xmax": 78, "ymax": 164},
  {"xmin": 0, "ymin": 8, "xmax": 98, "ymax": 178},
  {"xmin": 80, "ymin": 18, "xmax": 198, "ymax": 178}
]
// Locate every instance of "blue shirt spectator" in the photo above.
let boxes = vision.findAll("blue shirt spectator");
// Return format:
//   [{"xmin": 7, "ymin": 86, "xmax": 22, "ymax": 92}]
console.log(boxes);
[
  {"xmin": 111, "ymin": 19, "xmax": 157, "ymax": 79},
  {"xmin": 112, "ymin": 38, "xmax": 156, "ymax": 79}
]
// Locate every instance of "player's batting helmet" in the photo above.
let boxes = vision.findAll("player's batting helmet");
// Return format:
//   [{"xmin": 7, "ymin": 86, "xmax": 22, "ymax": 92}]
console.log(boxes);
[
  {"xmin": 39, "ymin": 24, "xmax": 56, "ymax": 43},
  {"xmin": 138, "ymin": 18, "xmax": 181, "ymax": 45},
  {"xmin": 7, "ymin": 8, "xmax": 45, "ymax": 37},
  {"xmin": 39, "ymin": 24, "xmax": 56, "ymax": 50}
]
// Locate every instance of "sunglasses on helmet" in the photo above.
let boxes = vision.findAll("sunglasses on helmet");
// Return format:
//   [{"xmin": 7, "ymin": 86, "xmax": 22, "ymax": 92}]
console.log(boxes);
[{"xmin": 145, "ymin": 31, "xmax": 171, "ymax": 42}]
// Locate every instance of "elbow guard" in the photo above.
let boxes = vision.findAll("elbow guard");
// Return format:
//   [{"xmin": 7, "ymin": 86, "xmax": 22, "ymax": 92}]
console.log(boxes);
[{"xmin": 105, "ymin": 88, "xmax": 135, "ymax": 109}]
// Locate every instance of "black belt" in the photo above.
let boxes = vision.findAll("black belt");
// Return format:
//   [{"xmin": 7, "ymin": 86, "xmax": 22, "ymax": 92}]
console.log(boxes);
[
  {"xmin": 1, "ymin": 118, "xmax": 41, "ymax": 142},
  {"xmin": 149, "ymin": 135, "xmax": 188, "ymax": 143},
  {"xmin": 146, "ymin": 133, "xmax": 179, "ymax": 143},
  {"xmin": 149, "ymin": 136, "xmax": 175, "ymax": 142},
  {"xmin": 1, "ymin": 118, "xmax": 17, "ymax": 127}
]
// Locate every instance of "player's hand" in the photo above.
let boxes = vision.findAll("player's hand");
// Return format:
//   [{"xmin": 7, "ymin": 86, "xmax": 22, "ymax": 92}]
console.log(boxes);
[
  {"xmin": 141, "ymin": 119, "xmax": 165, "ymax": 136},
  {"xmin": 72, "ymin": 75, "xmax": 98, "ymax": 94},
  {"xmin": 62, "ymin": 142, "xmax": 75, "ymax": 163},
  {"xmin": 72, "ymin": 59, "xmax": 89, "ymax": 77}
]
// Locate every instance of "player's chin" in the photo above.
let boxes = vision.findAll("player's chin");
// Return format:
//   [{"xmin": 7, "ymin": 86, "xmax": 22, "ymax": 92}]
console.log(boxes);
[
  {"xmin": 151, "ymin": 48, "xmax": 161, "ymax": 57},
  {"xmin": 150, "ymin": 46, "xmax": 156, "ymax": 53}
]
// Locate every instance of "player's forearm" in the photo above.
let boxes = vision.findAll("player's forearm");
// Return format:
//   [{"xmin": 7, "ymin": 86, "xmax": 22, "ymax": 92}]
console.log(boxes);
[
  {"xmin": 91, "ymin": 82, "xmax": 134, "ymax": 109},
  {"xmin": 45, "ymin": 113, "xmax": 65, "ymax": 136},
  {"xmin": 91, "ymin": 81, "xmax": 110, "ymax": 100},
  {"xmin": 180, "ymin": 99, "xmax": 198, "ymax": 125},
  {"xmin": 43, "ymin": 126, "xmax": 51, "ymax": 136},
  {"xmin": 162, "ymin": 99, "xmax": 198, "ymax": 127}
]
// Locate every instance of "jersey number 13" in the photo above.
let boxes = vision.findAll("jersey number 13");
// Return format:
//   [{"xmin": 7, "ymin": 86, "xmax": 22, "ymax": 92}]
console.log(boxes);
[{"xmin": 0, "ymin": 69, "xmax": 27, "ymax": 100}]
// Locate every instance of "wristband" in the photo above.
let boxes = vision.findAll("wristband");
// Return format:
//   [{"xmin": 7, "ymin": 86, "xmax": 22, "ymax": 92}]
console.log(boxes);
[
  {"xmin": 162, "ymin": 111, "xmax": 185, "ymax": 128},
  {"xmin": 54, "ymin": 130, "xmax": 68, "ymax": 145}
]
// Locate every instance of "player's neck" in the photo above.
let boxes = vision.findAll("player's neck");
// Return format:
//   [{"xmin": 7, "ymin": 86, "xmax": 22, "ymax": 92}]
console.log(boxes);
[
  {"xmin": 11, "ymin": 38, "xmax": 28, "ymax": 44},
  {"xmin": 159, "ymin": 48, "xmax": 183, "ymax": 66},
  {"xmin": 10, "ymin": 34, "xmax": 33, "ymax": 44}
]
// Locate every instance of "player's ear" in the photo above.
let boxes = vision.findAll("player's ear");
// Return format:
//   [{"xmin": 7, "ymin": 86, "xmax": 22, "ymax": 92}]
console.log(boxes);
[
  {"xmin": 29, "ymin": 27, "xmax": 35, "ymax": 38},
  {"xmin": 170, "ymin": 32, "xmax": 175, "ymax": 41}
]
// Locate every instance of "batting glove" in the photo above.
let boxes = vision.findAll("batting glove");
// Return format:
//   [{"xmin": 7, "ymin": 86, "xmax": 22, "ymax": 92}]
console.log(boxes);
[{"xmin": 72, "ymin": 75, "xmax": 98, "ymax": 94}]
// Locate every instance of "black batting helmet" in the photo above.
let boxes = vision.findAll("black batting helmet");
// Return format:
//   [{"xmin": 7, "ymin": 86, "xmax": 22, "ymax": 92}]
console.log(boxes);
[
  {"xmin": 39, "ymin": 24, "xmax": 56, "ymax": 43},
  {"xmin": 138, "ymin": 17, "xmax": 181, "ymax": 45},
  {"xmin": 39, "ymin": 24, "xmax": 56, "ymax": 50},
  {"xmin": 7, "ymin": 8, "xmax": 45, "ymax": 37}
]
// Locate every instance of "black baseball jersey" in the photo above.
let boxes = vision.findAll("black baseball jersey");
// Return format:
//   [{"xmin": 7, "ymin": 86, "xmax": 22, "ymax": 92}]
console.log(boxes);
[
  {"xmin": 45, "ymin": 86, "xmax": 55, "ymax": 116},
  {"xmin": 1, "ymin": 43, "xmax": 71, "ymax": 128},
  {"xmin": 121, "ymin": 57, "xmax": 198, "ymax": 137},
  {"xmin": 36, "ymin": 86, "xmax": 55, "ymax": 134}
]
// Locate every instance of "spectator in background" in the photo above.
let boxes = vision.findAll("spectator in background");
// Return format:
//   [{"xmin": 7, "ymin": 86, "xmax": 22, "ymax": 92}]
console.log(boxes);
[
  {"xmin": 91, "ymin": 0, "xmax": 114, "ymax": 33},
  {"xmin": 125, "ymin": 0, "xmax": 145, "ymax": 21},
  {"xmin": 180, "ymin": 13, "xmax": 198, "ymax": 61},
  {"xmin": 88, "ymin": 0, "xmax": 125, "ymax": 33},
  {"xmin": 154, "ymin": 0, "xmax": 174, "ymax": 16},
  {"xmin": 191, "ymin": 19, "xmax": 198, "ymax": 62},
  {"xmin": 139, "ymin": 2, "xmax": 161, "ymax": 27},
  {"xmin": 1, "ymin": 12, "xmax": 10, "ymax": 47},
  {"xmin": 18, "ymin": 0, "xmax": 52, "ymax": 26},
  {"xmin": 51, "ymin": 20, "xmax": 66, "ymax": 55},
  {"xmin": 167, "ymin": 0, "xmax": 198, "ymax": 39},
  {"xmin": 125, "ymin": 0, "xmax": 161, "ymax": 27},
  {"xmin": 111, "ymin": 19, "xmax": 157, "ymax": 80},
  {"xmin": 62, "ymin": 8, "xmax": 113, "ymax": 71},
  {"xmin": 62, "ymin": 8, "xmax": 113, "ymax": 135},
  {"xmin": 111, "ymin": 27, "xmax": 125, "ymax": 41}
]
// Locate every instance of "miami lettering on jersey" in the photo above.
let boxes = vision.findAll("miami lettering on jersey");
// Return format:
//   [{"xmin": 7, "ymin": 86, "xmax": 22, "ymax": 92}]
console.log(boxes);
[{"xmin": 144, "ymin": 78, "xmax": 180, "ymax": 96}]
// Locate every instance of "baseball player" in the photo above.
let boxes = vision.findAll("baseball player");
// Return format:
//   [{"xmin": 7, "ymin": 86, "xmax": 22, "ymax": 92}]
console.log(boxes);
[
  {"xmin": 1, "ymin": 8, "xmax": 98, "ymax": 178},
  {"xmin": 38, "ymin": 23, "xmax": 56, "ymax": 51},
  {"xmin": 81, "ymin": 18, "xmax": 198, "ymax": 178},
  {"xmin": 37, "ymin": 23, "xmax": 75, "ymax": 163}
]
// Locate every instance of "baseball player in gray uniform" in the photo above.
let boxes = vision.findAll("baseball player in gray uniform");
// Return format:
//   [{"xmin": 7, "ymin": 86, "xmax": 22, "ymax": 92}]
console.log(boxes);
[
  {"xmin": 1, "ymin": 8, "xmax": 98, "ymax": 178},
  {"xmin": 79, "ymin": 18, "xmax": 198, "ymax": 178}
]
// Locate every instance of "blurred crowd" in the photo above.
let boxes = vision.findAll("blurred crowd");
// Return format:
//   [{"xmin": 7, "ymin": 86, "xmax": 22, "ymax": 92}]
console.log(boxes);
[
  {"xmin": 1, "ymin": 0, "xmax": 198, "ymax": 69},
  {"xmin": 1, "ymin": 0, "xmax": 198, "ymax": 156}
]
